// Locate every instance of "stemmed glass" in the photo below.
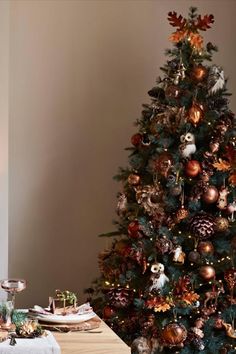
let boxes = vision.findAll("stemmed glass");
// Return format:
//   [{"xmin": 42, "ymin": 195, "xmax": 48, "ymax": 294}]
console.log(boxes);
[{"xmin": 1, "ymin": 279, "xmax": 26, "ymax": 309}]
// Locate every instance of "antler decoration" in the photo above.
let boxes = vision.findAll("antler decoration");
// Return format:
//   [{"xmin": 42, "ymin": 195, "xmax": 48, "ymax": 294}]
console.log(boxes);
[{"xmin": 168, "ymin": 11, "xmax": 214, "ymax": 50}]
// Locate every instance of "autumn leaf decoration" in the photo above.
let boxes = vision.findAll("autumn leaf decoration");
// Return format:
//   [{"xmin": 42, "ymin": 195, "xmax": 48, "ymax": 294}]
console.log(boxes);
[{"xmin": 168, "ymin": 11, "xmax": 214, "ymax": 50}]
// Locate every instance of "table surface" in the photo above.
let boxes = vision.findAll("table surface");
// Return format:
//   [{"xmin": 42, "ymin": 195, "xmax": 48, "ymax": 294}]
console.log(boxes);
[{"xmin": 53, "ymin": 319, "xmax": 130, "ymax": 354}]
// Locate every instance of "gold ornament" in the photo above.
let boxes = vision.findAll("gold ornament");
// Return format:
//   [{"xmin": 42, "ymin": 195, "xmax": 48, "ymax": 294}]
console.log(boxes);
[
  {"xmin": 188, "ymin": 102, "xmax": 204, "ymax": 126},
  {"xmin": 128, "ymin": 174, "xmax": 140, "ymax": 186},
  {"xmin": 199, "ymin": 265, "xmax": 215, "ymax": 280},
  {"xmin": 214, "ymin": 216, "xmax": 229, "ymax": 232}
]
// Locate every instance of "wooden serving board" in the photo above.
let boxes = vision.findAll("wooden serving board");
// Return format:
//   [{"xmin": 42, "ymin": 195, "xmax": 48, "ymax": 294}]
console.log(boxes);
[{"xmin": 39, "ymin": 317, "xmax": 102, "ymax": 333}]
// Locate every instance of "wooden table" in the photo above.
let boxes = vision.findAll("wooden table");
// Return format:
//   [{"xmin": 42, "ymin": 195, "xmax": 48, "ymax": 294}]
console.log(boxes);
[{"xmin": 53, "ymin": 319, "xmax": 130, "ymax": 354}]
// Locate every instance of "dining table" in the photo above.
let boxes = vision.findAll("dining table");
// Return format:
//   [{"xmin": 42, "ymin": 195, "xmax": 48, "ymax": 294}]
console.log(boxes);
[{"xmin": 53, "ymin": 317, "xmax": 130, "ymax": 354}]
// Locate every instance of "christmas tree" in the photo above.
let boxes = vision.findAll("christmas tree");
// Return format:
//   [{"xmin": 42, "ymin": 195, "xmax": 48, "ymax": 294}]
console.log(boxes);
[{"xmin": 88, "ymin": 7, "xmax": 236, "ymax": 354}]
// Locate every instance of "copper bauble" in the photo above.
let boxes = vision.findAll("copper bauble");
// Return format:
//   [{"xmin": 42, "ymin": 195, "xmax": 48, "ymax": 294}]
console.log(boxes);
[
  {"xmin": 214, "ymin": 217, "xmax": 229, "ymax": 232},
  {"xmin": 202, "ymin": 186, "xmax": 219, "ymax": 204},
  {"xmin": 103, "ymin": 306, "xmax": 115, "ymax": 319},
  {"xmin": 128, "ymin": 220, "xmax": 141, "ymax": 239},
  {"xmin": 185, "ymin": 160, "xmax": 201, "ymax": 177},
  {"xmin": 192, "ymin": 65, "xmax": 207, "ymax": 81},
  {"xmin": 131, "ymin": 133, "xmax": 142, "ymax": 147},
  {"xmin": 199, "ymin": 265, "xmax": 216, "ymax": 280},
  {"xmin": 188, "ymin": 102, "xmax": 204, "ymax": 126},
  {"xmin": 165, "ymin": 85, "xmax": 181, "ymax": 99},
  {"xmin": 188, "ymin": 250, "xmax": 201, "ymax": 263},
  {"xmin": 128, "ymin": 174, "xmax": 140, "ymax": 186},
  {"xmin": 198, "ymin": 241, "xmax": 214, "ymax": 255},
  {"xmin": 162, "ymin": 322, "xmax": 187, "ymax": 346}
]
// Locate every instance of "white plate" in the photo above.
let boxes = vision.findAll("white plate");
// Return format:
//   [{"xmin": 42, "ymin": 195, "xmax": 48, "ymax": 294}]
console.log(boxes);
[{"xmin": 35, "ymin": 311, "xmax": 96, "ymax": 324}]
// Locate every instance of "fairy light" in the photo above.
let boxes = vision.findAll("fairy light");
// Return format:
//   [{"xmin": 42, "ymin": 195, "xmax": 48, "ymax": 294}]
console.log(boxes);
[
  {"xmin": 126, "ymin": 284, "xmax": 130, "ymax": 289},
  {"xmin": 105, "ymin": 281, "xmax": 110, "ymax": 286}
]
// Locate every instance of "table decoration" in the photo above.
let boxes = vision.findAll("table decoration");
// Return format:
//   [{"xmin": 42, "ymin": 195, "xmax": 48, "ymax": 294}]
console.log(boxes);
[
  {"xmin": 0, "ymin": 301, "xmax": 13, "ymax": 330},
  {"xmin": 0, "ymin": 279, "xmax": 26, "ymax": 309}
]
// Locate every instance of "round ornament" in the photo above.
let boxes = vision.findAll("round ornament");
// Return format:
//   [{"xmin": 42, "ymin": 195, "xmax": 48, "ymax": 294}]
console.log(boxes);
[
  {"xmin": 199, "ymin": 265, "xmax": 216, "ymax": 280},
  {"xmin": 131, "ymin": 133, "xmax": 142, "ymax": 147},
  {"xmin": 128, "ymin": 220, "xmax": 141, "ymax": 239},
  {"xmin": 202, "ymin": 186, "xmax": 219, "ymax": 204},
  {"xmin": 188, "ymin": 102, "xmax": 204, "ymax": 126},
  {"xmin": 189, "ymin": 212, "xmax": 215, "ymax": 239},
  {"xmin": 165, "ymin": 85, "xmax": 181, "ymax": 99},
  {"xmin": 103, "ymin": 306, "xmax": 115, "ymax": 319},
  {"xmin": 188, "ymin": 250, "xmax": 201, "ymax": 263},
  {"xmin": 162, "ymin": 322, "xmax": 187, "ymax": 346},
  {"xmin": 214, "ymin": 217, "xmax": 229, "ymax": 232},
  {"xmin": 198, "ymin": 241, "xmax": 214, "ymax": 255},
  {"xmin": 128, "ymin": 174, "xmax": 140, "ymax": 186},
  {"xmin": 191, "ymin": 65, "xmax": 207, "ymax": 81},
  {"xmin": 185, "ymin": 160, "xmax": 201, "ymax": 177}
]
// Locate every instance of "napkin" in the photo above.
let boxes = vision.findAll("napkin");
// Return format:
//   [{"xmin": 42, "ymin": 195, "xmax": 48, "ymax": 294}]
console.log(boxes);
[{"xmin": 0, "ymin": 331, "xmax": 60, "ymax": 354}]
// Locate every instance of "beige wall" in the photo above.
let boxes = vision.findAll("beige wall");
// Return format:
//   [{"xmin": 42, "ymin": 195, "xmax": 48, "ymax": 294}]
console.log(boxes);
[
  {"xmin": 9, "ymin": 0, "xmax": 236, "ymax": 308},
  {"xmin": 0, "ymin": 0, "xmax": 9, "ymax": 300}
]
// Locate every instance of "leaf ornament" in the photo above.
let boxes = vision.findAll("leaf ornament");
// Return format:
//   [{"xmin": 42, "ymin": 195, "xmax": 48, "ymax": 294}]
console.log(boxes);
[
  {"xmin": 168, "ymin": 11, "xmax": 214, "ymax": 51},
  {"xmin": 213, "ymin": 158, "xmax": 231, "ymax": 171}
]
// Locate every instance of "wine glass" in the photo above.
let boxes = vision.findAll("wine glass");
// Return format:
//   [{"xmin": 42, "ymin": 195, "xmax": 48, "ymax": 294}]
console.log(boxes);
[{"xmin": 1, "ymin": 279, "xmax": 26, "ymax": 309}]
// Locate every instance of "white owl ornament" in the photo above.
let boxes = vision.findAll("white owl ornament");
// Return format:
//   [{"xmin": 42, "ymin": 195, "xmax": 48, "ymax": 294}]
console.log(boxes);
[
  {"xmin": 207, "ymin": 65, "xmax": 225, "ymax": 95},
  {"xmin": 179, "ymin": 132, "xmax": 196, "ymax": 159}
]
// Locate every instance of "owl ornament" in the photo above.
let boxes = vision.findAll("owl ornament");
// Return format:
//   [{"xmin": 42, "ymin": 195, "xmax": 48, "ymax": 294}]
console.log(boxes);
[
  {"xmin": 149, "ymin": 263, "xmax": 169, "ymax": 292},
  {"xmin": 207, "ymin": 65, "xmax": 225, "ymax": 95},
  {"xmin": 179, "ymin": 133, "xmax": 196, "ymax": 159}
]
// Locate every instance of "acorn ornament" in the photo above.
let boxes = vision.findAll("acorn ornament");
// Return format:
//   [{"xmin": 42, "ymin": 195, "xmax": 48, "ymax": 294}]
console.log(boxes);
[{"xmin": 188, "ymin": 101, "xmax": 204, "ymax": 126}]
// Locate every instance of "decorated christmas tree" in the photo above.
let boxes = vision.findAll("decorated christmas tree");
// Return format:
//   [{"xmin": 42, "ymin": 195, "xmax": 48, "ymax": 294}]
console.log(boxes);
[{"xmin": 88, "ymin": 7, "xmax": 236, "ymax": 354}]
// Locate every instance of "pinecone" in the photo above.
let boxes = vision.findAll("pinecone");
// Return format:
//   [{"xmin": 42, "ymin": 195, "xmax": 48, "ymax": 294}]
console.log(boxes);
[
  {"xmin": 107, "ymin": 288, "xmax": 132, "ymax": 308},
  {"xmin": 189, "ymin": 212, "xmax": 215, "ymax": 239}
]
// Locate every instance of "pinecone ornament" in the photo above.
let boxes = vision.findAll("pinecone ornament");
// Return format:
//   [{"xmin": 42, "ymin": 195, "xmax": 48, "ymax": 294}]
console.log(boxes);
[
  {"xmin": 107, "ymin": 288, "xmax": 132, "ymax": 308},
  {"xmin": 189, "ymin": 212, "xmax": 215, "ymax": 239}
]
